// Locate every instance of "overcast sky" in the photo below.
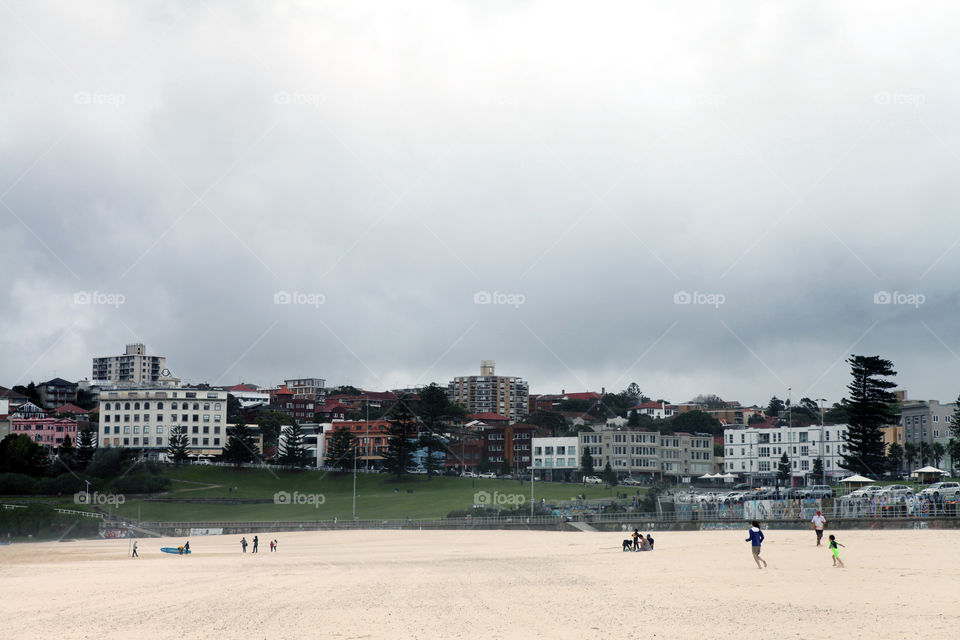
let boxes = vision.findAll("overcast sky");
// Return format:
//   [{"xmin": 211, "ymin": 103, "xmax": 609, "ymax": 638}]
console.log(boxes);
[{"xmin": 2, "ymin": 1, "xmax": 959, "ymax": 407}]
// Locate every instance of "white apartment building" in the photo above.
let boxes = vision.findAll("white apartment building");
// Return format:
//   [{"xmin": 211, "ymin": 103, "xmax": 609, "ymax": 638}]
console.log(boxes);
[
  {"xmin": 532, "ymin": 436, "xmax": 579, "ymax": 480},
  {"xmin": 578, "ymin": 427, "xmax": 713, "ymax": 478},
  {"xmin": 92, "ymin": 343, "xmax": 167, "ymax": 384},
  {"xmin": 723, "ymin": 424, "xmax": 850, "ymax": 483},
  {"xmin": 97, "ymin": 380, "xmax": 227, "ymax": 456},
  {"xmin": 279, "ymin": 422, "xmax": 326, "ymax": 467}
]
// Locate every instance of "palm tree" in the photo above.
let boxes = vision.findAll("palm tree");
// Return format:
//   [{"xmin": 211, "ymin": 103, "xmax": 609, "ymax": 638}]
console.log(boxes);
[
  {"xmin": 920, "ymin": 442, "xmax": 932, "ymax": 466},
  {"xmin": 932, "ymin": 442, "xmax": 946, "ymax": 469},
  {"xmin": 904, "ymin": 442, "xmax": 918, "ymax": 471}
]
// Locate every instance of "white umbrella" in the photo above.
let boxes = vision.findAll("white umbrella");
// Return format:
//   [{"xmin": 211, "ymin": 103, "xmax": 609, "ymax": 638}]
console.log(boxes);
[
  {"xmin": 839, "ymin": 474, "xmax": 875, "ymax": 484},
  {"xmin": 698, "ymin": 473, "xmax": 714, "ymax": 480},
  {"xmin": 912, "ymin": 466, "xmax": 945, "ymax": 474}
]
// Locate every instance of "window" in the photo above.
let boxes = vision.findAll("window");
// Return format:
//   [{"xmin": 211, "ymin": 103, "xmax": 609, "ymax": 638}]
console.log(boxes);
[
  {"xmin": 104, "ymin": 415, "xmax": 111, "ymax": 423},
  {"xmin": 123, "ymin": 426, "xmax": 130, "ymax": 434},
  {"xmin": 157, "ymin": 402, "xmax": 164, "ymax": 410},
  {"xmin": 215, "ymin": 403, "xmax": 221, "ymax": 410},
  {"xmin": 134, "ymin": 402, "xmax": 140, "ymax": 410}
]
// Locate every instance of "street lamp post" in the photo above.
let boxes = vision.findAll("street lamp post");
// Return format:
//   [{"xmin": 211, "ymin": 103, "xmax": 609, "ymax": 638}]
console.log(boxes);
[{"xmin": 352, "ymin": 441, "xmax": 357, "ymax": 520}]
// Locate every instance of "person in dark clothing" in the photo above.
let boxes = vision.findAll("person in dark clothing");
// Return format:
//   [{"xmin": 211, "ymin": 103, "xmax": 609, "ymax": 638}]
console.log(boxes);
[
  {"xmin": 184, "ymin": 541, "xmax": 190, "ymax": 553},
  {"xmin": 646, "ymin": 534, "xmax": 654, "ymax": 550},
  {"xmin": 132, "ymin": 542, "xmax": 138, "ymax": 558},
  {"xmin": 241, "ymin": 537, "xmax": 248, "ymax": 553},
  {"xmin": 631, "ymin": 529, "xmax": 640, "ymax": 550},
  {"xmin": 252, "ymin": 535, "xmax": 259, "ymax": 553},
  {"xmin": 746, "ymin": 520, "xmax": 767, "ymax": 569}
]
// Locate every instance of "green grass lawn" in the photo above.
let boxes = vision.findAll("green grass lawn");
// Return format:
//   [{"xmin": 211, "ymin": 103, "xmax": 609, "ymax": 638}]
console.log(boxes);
[{"xmin": 54, "ymin": 467, "xmax": 637, "ymax": 522}]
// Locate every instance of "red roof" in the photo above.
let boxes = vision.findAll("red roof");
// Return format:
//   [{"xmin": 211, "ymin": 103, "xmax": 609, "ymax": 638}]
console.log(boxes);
[
  {"xmin": 467, "ymin": 412, "xmax": 510, "ymax": 422},
  {"xmin": 274, "ymin": 386, "xmax": 293, "ymax": 395},
  {"xmin": 225, "ymin": 383, "xmax": 259, "ymax": 392},
  {"xmin": 632, "ymin": 401, "xmax": 676, "ymax": 410},
  {"xmin": 53, "ymin": 403, "xmax": 90, "ymax": 414},
  {"xmin": 562, "ymin": 392, "xmax": 602, "ymax": 401}
]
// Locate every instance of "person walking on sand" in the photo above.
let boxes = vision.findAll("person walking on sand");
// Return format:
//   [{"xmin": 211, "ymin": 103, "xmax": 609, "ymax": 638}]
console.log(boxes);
[
  {"xmin": 132, "ymin": 541, "xmax": 138, "ymax": 558},
  {"xmin": 241, "ymin": 537, "xmax": 248, "ymax": 553},
  {"xmin": 631, "ymin": 529, "xmax": 640, "ymax": 551},
  {"xmin": 273, "ymin": 539, "xmax": 278, "ymax": 552},
  {"xmin": 252, "ymin": 535, "xmax": 259, "ymax": 553},
  {"xmin": 811, "ymin": 510, "xmax": 827, "ymax": 546},
  {"xmin": 746, "ymin": 521, "xmax": 767, "ymax": 569},
  {"xmin": 269, "ymin": 539, "xmax": 274, "ymax": 552},
  {"xmin": 828, "ymin": 534, "xmax": 845, "ymax": 568}
]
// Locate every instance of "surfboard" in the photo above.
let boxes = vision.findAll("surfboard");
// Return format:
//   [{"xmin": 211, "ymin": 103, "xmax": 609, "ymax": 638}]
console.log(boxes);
[{"xmin": 160, "ymin": 547, "xmax": 191, "ymax": 554}]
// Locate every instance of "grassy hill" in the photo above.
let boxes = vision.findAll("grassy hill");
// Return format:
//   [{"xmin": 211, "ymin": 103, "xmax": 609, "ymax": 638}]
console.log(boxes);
[{"xmin": 80, "ymin": 467, "xmax": 635, "ymax": 522}]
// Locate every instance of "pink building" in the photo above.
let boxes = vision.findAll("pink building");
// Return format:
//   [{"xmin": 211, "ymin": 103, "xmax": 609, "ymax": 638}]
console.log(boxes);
[{"xmin": 11, "ymin": 417, "xmax": 78, "ymax": 449}]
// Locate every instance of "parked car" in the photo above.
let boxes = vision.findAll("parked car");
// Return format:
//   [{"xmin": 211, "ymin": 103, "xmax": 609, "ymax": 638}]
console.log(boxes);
[
  {"xmin": 848, "ymin": 485, "xmax": 884, "ymax": 499},
  {"xmin": 477, "ymin": 471, "xmax": 497, "ymax": 479},
  {"xmin": 917, "ymin": 481, "xmax": 960, "ymax": 500},
  {"xmin": 620, "ymin": 477, "xmax": 642, "ymax": 486},
  {"xmin": 804, "ymin": 485, "xmax": 834, "ymax": 499},
  {"xmin": 460, "ymin": 471, "xmax": 477, "ymax": 478},
  {"xmin": 583, "ymin": 475, "xmax": 603, "ymax": 484},
  {"xmin": 732, "ymin": 482, "xmax": 751, "ymax": 490},
  {"xmin": 879, "ymin": 484, "xmax": 914, "ymax": 499}
]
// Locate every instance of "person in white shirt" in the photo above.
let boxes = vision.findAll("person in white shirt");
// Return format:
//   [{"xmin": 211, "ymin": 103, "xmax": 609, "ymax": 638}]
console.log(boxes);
[{"xmin": 811, "ymin": 510, "xmax": 827, "ymax": 546}]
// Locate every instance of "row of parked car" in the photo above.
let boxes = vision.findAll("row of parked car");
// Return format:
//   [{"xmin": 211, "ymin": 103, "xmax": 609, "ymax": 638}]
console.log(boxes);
[
  {"xmin": 844, "ymin": 481, "xmax": 960, "ymax": 501},
  {"xmin": 679, "ymin": 485, "xmax": 837, "ymax": 504}
]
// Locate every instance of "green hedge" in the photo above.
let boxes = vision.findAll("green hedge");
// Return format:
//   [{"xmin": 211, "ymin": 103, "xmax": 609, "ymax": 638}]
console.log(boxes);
[{"xmin": 0, "ymin": 504, "xmax": 100, "ymax": 539}]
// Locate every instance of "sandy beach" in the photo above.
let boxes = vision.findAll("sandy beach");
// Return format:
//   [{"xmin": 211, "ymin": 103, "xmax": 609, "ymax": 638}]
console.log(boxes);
[{"xmin": 1, "ymin": 528, "xmax": 958, "ymax": 639}]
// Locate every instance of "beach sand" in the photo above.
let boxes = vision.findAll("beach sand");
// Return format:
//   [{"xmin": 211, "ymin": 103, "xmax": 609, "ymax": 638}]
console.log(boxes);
[{"xmin": 1, "ymin": 528, "xmax": 958, "ymax": 639}]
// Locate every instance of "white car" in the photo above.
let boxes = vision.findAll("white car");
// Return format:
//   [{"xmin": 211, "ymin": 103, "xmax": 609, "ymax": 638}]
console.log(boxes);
[
  {"xmin": 583, "ymin": 475, "xmax": 603, "ymax": 484},
  {"xmin": 879, "ymin": 484, "xmax": 914, "ymax": 499},
  {"xmin": 460, "ymin": 471, "xmax": 477, "ymax": 478},
  {"xmin": 918, "ymin": 481, "xmax": 960, "ymax": 500},
  {"xmin": 848, "ymin": 485, "xmax": 884, "ymax": 499},
  {"xmin": 477, "ymin": 471, "xmax": 497, "ymax": 479}
]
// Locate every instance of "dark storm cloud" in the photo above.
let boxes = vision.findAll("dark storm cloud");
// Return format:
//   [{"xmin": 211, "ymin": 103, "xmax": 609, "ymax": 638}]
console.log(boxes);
[{"xmin": 2, "ymin": 1, "xmax": 960, "ymax": 407}]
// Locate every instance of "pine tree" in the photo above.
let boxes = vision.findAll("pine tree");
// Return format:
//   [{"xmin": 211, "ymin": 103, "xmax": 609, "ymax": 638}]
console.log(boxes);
[
  {"xmin": 278, "ymin": 422, "xmax": 311, "ymax": 468},
  {"xmin": 167, "ymin": 425, "xmax": 190, "ymax": 465},
  {"xmin": 580, "ymin": 447, "xmax": 595, "ymax": 476},
  {"xmin": 75, "ymin": 428, "xmax": 97, "ymax": 467},
  {"xmin": 223, "ymin": 421, "xmax": 260, "ymax": 467},
  {"xmin": 602, "ymin": 461, "xmax": 618, "ymax": 486},
  {"xmin": 381, "ymin": 396, "xmax": 417, "ymax": 479},
  {"xmin": 325, "ymin": 426, "xmax": 356, "ymax": 471},
  {"xmin": 58, "ymin": 433, "xmax": 75, "ymax": 457},
  {"xmin": 840, "ymin": 355, "xmax": 897, "ymax": 476},
  {"xmin": 777, "ymin": 452, "xmax": 791, "ymax": 484},
  {"xmin": 951, "ymin": 395, "xmax": 960, "ymax": 440},
  {"xmin": 812, "ymin": 457, "xmax": 824, "ymax": 482}
]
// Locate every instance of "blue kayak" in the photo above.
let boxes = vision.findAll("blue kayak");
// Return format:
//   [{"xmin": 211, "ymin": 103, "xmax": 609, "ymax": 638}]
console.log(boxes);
[{"xmin": 160, "ymin": 547, "xmax": 191, "ymax": 555}]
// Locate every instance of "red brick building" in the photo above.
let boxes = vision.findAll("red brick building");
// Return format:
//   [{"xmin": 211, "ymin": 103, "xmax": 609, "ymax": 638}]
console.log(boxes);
[{"xmin": 323, "ymin": 420, "xmax": 392, "ymax": 468}]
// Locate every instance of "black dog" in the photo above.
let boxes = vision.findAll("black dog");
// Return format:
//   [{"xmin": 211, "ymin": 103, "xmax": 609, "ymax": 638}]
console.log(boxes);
[{"xmin": 622, "ymin": 539, "xmax": 633, "ymax": 552}]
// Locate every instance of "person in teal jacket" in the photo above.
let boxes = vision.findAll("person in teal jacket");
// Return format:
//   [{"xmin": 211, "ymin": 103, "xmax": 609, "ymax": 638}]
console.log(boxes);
[{"xmin": 746, "ymin": 520, "xmax": 767, "ymax": 569}]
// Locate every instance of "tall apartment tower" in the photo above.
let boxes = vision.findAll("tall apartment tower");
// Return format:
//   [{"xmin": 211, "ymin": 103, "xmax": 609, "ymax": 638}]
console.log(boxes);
[
  {"xmin": 448, "ymin": 360, "xmax": 529, "ymax": 423},
  {"xmin": 92, "ymin": 343, "xmax": 167, "ymax": 384}
]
